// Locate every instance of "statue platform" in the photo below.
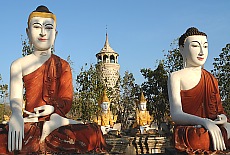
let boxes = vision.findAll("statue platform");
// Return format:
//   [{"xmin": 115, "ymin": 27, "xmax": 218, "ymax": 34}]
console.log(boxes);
[
  {"xmin": 105, "ymin": 135, "xmax": 129, "ymax": 154},
  {"xmin": 129, "ymin": 134, "xmax": 171, "ymax": 154},
  {"xmin": 165, "ymin": 147, "xmax": 230, "ymax": 155}
]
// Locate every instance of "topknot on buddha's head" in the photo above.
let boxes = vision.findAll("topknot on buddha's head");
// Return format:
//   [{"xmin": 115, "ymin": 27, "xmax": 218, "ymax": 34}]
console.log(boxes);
[
  {"xmin": 33, "ymin": 5, "xmax": 52, "ymax": 13},
  {"xmin": 179, "ymin": 27, "xmax": 207, "ymax": 47}
]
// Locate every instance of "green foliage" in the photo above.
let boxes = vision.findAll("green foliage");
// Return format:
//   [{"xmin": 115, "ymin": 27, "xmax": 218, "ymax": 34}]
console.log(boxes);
[
  {"xmin": 0, "ymin": 84, "xmax": 8, "ymax": 99},
  {"xmin": 0, "ymin": 75, "xmax": 10, "ymax": 122},
  {"xmin": 163, "ymin": 38, "xmax": 183, "ymax": 73},
  {"xmin": 0, "ymin": 74, "xmax": 8, "ymax": 104},
  {"xmin": 21, "ymin": 36, "xmax": 33, "ymax": 56},
  {"xmin": 211, "ymin": 43, "xmax": 230, "ymax": 115},
  {"xmin": 139, "ymin": 39, "xmax": 182, "ymax": 125},
  {"xmin": 119, "ymin": 71, "xmax": 140, "ymax": 129},
  {"xmin": 66, "ymin": 55, "xmax": 74, "ymax": 72},
  {"xmin": 141, "ymin": 63, "xmax": 169, "ymax": 125},
  {"xmin": 73, "ymin": 63, "xmax": 105, "ymax": 121}
]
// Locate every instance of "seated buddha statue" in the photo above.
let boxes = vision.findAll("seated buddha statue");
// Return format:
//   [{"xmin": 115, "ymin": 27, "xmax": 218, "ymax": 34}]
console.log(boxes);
[
  {"xmin": 2, "ymin": 115, "xmax": 10, "ymax": 125},
  {"xmin": 134, "ymin": 92, "xmax": 153, "ymax": 134},
  {"xmin": 93, "ymin": 90, "xmax": 121, "ymax": 135},
  {"xmin": 168, "ymin": 27, "xmax": 230, "ymax": 154},
  {"xmin": 0, "ymin": 5, "xmax": 111, "ymax": 154}
]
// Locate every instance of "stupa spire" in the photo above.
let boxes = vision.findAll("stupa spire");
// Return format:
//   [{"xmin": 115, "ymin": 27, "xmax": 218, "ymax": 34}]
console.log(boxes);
[{"xmin": 104, "ymin": 32, "xmax": 110, "ymax": 48}]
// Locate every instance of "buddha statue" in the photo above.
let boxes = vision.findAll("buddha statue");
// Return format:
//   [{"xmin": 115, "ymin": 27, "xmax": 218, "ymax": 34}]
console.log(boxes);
[
  {"xmin": 0, "ymin": 5, "xmax": 111, "ymax": 154},
  {"xmin": 134, "ymin": 92, "xmax": 153, "ymax": 134},
  {"xmin": 93, "ymin": 90, "xmax": 121, "ymax": 135},
  {"xmin": 168, "ymin": 27, "xmax": 230, "ymax": 153},
  {"xmin": 2, "ymin": 115, "xmax": 10, "ymax": 125}
]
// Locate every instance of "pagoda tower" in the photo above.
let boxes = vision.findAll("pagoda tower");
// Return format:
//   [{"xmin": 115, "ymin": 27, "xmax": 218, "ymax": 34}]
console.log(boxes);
[{"xmin": 96, "ymin": 32, "xmax": 120, "ymax": 90}]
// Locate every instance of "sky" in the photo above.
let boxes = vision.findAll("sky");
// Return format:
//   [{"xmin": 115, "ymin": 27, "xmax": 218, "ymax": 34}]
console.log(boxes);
[{"xmin": 0, "ymin": 1, "xmax": 230, "ymax": 87}]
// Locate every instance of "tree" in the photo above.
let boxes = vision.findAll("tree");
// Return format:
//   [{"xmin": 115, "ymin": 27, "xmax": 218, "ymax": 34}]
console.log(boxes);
[
  {"xmin": 74, "ymin": 63, "xmax": 105, "ymax": 121},
  {"xmin": 141, "ymin": 62, "xmax": 169, "ymax": 125},
  {"xmin": 163, "ymin": 38, "xmax": 183, "ymax": 73},
  {"xmin": 0, "ymin": 74, "xmax": 9, "ymax": 103},
  {"xmin": 66, "ymin": 55, "xmax": 74, "ymax": 73},
  {"xmin": 0, "ymin": 74, "xmax": 10, "ymax": 121},
  {"xmin": 21, "ymin": 36, "xmax": 33, "ymax": 56},
  {"xmin": 119, "ymin": 71, "xmax": 140, "ymax": 129},
  {"xmin": 211, "ymin": 43, "xmax": 230, "ymax": 115},
  {"xmin": 139, "ymin": 39, "xmax": 182, "ymax": 125},
  {"xmin": 74, "ymin": 63, "xmax": 121, "ymax": 121}
]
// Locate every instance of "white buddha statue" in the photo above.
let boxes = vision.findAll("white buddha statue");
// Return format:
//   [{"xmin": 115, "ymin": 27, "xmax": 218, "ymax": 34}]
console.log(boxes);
[
  {"xmin": 168, "ymin": 27, "xmax": 230, "ymax": 153},
  {"xmin": 5, "ymin": 5, "xmax": 110, "ymax": 154}
]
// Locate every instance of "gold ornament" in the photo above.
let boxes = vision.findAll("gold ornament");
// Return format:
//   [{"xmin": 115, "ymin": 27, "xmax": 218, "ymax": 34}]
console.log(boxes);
[
  {"xmin": 98, "ymin": 90, "xmax": 110, "ymax": 106},
  {"xmin": 138, "ymin": 92, "xmax": 147, "ymax": 105}
]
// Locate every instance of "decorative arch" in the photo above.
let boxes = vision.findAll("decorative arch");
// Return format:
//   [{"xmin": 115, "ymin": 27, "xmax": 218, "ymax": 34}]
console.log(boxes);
[
  {"xmin": 97, "ymin": 55, "xmax": 102, "ymax": 63},
  {"xmin": 103, "ymin": 55, "xmax": 108, "ymax": 63},
  {"xmin": 110, "ymin": 55, "xmax": 115, "ymax": 63}
]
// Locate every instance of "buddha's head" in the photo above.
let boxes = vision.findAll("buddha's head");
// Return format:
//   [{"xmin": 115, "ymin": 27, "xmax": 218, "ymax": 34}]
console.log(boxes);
[
  {"xmin": 26, "ymin": 5, "xmax": 57, "ymax": 51},
  {"xmin": 179, "ymin": 27, "xmax": 208, "ymax": 68},
  {"xmin": 138, "ymin": 92, "xmax": 147, "ymax": 111},
  {"xmin": 99, "ymin": 90, "xmax": 110, "ymax": 112}
]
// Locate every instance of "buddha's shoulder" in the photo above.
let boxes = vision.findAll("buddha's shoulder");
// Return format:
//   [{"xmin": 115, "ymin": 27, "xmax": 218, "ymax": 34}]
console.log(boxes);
[
  {"xmin": 11, "ymin": 55, "xmax": 32, "ymax": 67},
  {"xmin": 169, "ymin": 69, "xmax": 186, "ymax": 79}
]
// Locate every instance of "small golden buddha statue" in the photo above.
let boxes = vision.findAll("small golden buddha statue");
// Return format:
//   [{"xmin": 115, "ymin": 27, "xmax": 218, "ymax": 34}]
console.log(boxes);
[
  {"xmin": 93, "ymin": 90, "xmax": 120, "ymax": 134},
  {"xmin": 134, "ymin": 92, "xmax": 153, "ymax": 134},
  {"xmin": 2, "ymin": 115, "xmax": 10, "ymax": 124}
]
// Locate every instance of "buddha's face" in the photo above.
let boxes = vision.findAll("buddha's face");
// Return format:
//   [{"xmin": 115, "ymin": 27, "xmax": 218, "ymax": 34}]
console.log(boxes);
[
  {"xmin": 181, "ymin": 35, "xmax": 208, "ymax": 67},
  {"xmin": 27, "ymin": 17, "xmax": 56, "ymax": 51},
  {"xmin": 101, "ymin": 102, "xmax": 110, "ymax": 111},
  {"xmin": 139, "ymin": 102, "xmax": 147, "ymax": 111}
]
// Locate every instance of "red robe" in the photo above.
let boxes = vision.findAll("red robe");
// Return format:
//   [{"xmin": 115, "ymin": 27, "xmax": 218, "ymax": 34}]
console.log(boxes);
[
  {"xmin": 174, "ymin": 69, "xmax": 229, "ymax": 153},
  {"xmin": 0, "ymin": 54, "xmax": 111, "ymax": 154}
]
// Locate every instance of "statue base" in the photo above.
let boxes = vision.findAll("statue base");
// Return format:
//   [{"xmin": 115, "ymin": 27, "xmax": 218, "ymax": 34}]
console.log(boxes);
[{"xmin": 165, "ymin": 147, "xmax": 230, "ymax": 155}]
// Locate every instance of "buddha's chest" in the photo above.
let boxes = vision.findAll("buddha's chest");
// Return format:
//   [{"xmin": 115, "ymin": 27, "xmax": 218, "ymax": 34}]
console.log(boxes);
[
  {"xmin": 139, "ymin": 112, "xmax": 148, "ymax": 120},
  {"xmin": 101, "ymin": 113, "xmax": 111, "ymax": 121}
]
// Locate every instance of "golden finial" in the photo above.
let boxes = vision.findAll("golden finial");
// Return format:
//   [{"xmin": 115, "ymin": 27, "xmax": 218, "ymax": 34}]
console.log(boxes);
[
  {"xmin": 98, "ymin": 89, "xmax": 110, "ymax": 106},
  {"xmin": 138, "ymin": 92, "xmax": 147, "ymax": 104}
]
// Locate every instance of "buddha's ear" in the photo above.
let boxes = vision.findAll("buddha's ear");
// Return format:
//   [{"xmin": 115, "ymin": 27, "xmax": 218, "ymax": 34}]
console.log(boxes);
[
  {"xmin": 26, "ymin": 28, "xmax": 32, "ymax": 46},
  {"xmin": 55, "ymin": 30, "xmax": 58, "ymax": 38},
  {"xmin": 179, "ymin": 45, "xmax": 184, "ymax": 55},
  {"xmin": 26, "ymin": 28, "xmax": 30, "ymax": 40},
  {"xmin": 179, "ymin": 45, "xmax": 187, "ymax": 68}
]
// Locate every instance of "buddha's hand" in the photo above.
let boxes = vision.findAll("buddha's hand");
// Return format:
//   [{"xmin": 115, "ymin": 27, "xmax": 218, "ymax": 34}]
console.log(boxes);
[
  {"xmin": 105, "ymin": 125, "xmax": 110, "ymax": 129},
  {"xmin": 26, "ymin": 105, "xmax": 54, "ymax": 118},
  {"xmin": 213, "ymin": 114, "xmax": 228, "ymax": 125},
  {"xmin": 8, "ymin": 110, "xmax": 24, "ymax": 152},
  {"xmin": 34, "ymin": 105, "xmax": 54, "ymax": 117},
  {"xmin": 203, "ymin": 118, "xmax": 226, "ymax": 151},
  {"xmin": 143, "ymin": 124, "xmax": 150, "ymax": 128}
]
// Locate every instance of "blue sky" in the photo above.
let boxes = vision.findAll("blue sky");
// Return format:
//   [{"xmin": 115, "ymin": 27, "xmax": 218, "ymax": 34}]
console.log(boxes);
[{"xmin": 0, "ymin": 1, "xmax": 230, "ymax": 86}]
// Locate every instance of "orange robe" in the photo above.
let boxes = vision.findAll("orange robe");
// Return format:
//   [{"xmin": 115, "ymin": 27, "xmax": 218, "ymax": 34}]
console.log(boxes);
[
  {"xmin": 23, "ymin": 54, "xmax": 73, "ymax": 120},
  {"xmin": 174, "ymin": 69, "xmax": 229, "ymax": 153},
  {"xmin": 0, "ymin": 54, "xmax": 111, "ymax": 154}
]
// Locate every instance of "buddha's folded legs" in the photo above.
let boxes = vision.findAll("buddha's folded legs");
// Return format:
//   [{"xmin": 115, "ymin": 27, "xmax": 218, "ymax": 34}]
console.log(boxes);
[{"xmin": 0, "ymin": 123, "xmax": 111, "ymax": 154}]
